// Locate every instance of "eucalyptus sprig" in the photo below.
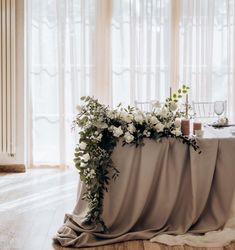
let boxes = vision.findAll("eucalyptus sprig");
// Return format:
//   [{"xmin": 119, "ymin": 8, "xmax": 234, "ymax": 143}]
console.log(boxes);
[{"xmin": 73, "ymin": 91, "xmax": 200, "ymax": 231}]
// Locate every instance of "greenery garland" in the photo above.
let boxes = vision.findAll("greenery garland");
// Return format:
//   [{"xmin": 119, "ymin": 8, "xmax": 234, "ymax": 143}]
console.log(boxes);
[{"xmin": 73, "ymin": 86, "xmax": 201, "ymax": 231}]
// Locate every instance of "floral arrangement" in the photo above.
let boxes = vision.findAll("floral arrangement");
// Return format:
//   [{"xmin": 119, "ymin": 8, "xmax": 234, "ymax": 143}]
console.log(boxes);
[
  {"xmin": 73, "ymin": 86, "xmax": 200, "ymax": 231},
  {"xmin": 215, "ymin": 116, "xmax": 229, "ymax": 127}
]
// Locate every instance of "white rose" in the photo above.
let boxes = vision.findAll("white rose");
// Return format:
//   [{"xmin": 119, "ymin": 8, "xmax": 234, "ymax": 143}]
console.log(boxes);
[
  {"xmin": 124, "ymin": 132, "xmax": 134, "ymax": 143},
  {"xmin": 83, "ymin": 153, "xmax": 90, "ymax": 162},
  {"xmin": 113, "ymin": 126, "xmax": 123, "ymax": 137},
  {"xmin": 107, "ymin": 110, "xmax": 116, "ymax": 119},
  {"xmin": 134, "ymin": 114, "xmax": 144, "ymax": 124},
  {"xmin": 80, "ymin": 162, "xmax": 87, "ymax": 168},
  {"xmin": 79, "ymin": 142, "xmax": 87, "ymax": 150},
  {"xmin": 149, "ymin": 116, "xmax": 159, "ymax": 125},
  {"xmin": 160, "ymin": 108, "xmax": 169, "ymax": 118},
  {"xmin": 145, "ymin": 114, "xmax": 152, "ymax": 123},
  {"xmin": 127, "ymin": 123, "xmax": 136, "ymax": 133},
  {"xmin": 172, "ymin": 128, "xmax": 181, "ymax": 136},
  {"xmin": 120, "ymin": 111, "xmax": 133, "ymax": 123},
  {"xmin": 169, "ymin": 101, "xmax": 178, "ymax": 111},
  {"xmin": 218, "ymin": 117, "xmax": 228, "ymax": 125},
  {"xmin": 154, "ymin": 122, "xmax": 165, "ymax": 132},
  {"xmin": 164, "ymin": 123, "xmax": 171, "ymax": 129},
  {"xmin": 174, "ymin": 119, "xmax": 181, "ymax": 128}
]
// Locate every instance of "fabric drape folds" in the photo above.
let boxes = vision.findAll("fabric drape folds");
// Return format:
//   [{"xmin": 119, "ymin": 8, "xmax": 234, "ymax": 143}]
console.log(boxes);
[
  {"xmin": 28, "ymin": 0, "xmax": 96, "ymax": 165},
  {"xmin": 178, "ymin": 0, "xmax": 235, "ymax": 121},
  {"xmin": 54, "ymin": 138, "xmax": 235, "ymax": 247},
  {"xmin": 28, "ymin": 0, "xmax": 235, "ymax": 166}
]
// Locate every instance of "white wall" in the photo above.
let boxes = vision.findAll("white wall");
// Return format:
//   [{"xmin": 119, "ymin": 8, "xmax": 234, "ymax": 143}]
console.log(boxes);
[{"xmin": 0, "ymin": 0, "xmax": 25, "ymax": 165}]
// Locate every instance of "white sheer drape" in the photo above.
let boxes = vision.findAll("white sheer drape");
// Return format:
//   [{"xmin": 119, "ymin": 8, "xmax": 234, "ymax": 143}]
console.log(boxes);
[
  {"xmin": 178, "ymin": 0, "xmax": 235, "ymax": 120},
  {"xmin": 112, "ymin": 0, "xmax": 170, "ymax": 106},
  {"xmin": 28, "ymin": 0, "xmax": 96, "ymax": 165},
  {"xmin": 28, "ymin": 0, "xmax": 235, "ymax": 165}
]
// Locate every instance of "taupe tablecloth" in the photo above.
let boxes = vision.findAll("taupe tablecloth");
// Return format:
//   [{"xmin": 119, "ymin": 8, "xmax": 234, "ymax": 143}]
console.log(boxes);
[{"xmin": 54, "ymin": 138, "xmax": 235, "ymax": 247}]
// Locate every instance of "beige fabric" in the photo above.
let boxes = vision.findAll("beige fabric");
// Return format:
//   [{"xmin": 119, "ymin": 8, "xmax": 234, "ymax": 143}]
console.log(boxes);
[
  {"xmin": 151, "ymin": 191, "xmax": 235, "ymax": 247},
  {"xmin": 54, "ymin": 138, "xmax": 235, "ymax": 247}
]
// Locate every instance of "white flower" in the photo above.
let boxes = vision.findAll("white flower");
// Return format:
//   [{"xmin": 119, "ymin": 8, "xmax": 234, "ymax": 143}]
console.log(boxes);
[
  {"xmin": 143, "ymin": 130, "xmax": 151, "ymax": 137},
  {"xmin": 83, "ymin": 153, "xmax": 90, "ymax": 162},
  {"xmin": 149, "ymin": 116, "xmax": 159, "ymax": 125},
  {"xmin": 97, "ymin": 134, "xmax": 103, "ymax": 141},
  {"xmin": 120, "ymin": 111, "xmax": 133, "ymax": 123},
  {"xmin": 108, "ymin": 125, "xmax": 114, "ymax": 132},
  {"xmin": 153, "ymin": 101, "xmax": 161, "ymax": 109},
  {"xmin": 164, "ymin": 122, "xmax": 171, "ymax": 129},
  {"xmin": 88, "ymin": 169, "xmax": 96, "ymax": 179},
  {"xmin": 124, "ymin": 132, "xmax": 134, "ymax": 143},
  {"xmin": 174, "ymin": 119, "xmax": 181, "ymax": 128},
  {"xmin": 172, "ymin": 128, "xmax": 181, "ymax": 136},
  {"xmin": 160, "ymin": 108, "xmax": 169, "ymax": 118},
  {"xmin": 80, "ymin": 162, "xmax": 87, "ymax": 168},
  {"xmin": 79, "ymin": 142, "xmax": 87, "ymax": 150},
  {"xmin": 134, "ymin": 113, "xmax": 144, "ymax": 124},
  {"xmin": 95, "ymin": 122, "xmax": 108, "ymax": 129},
  {"xmin": 218, "ymin": 117, "xmax": 228, "ymax": 125},
  {"xmin": 107, "ymin": 110, "xmax": 117, "ymax": 119},
  {"xmin": 127, "ymin": 123, "xmax": 136, "ymax": 133},
  {"xmin": 112, "ymin": 126, "xmax": 123, "ymax": 137},
  {"xmin": 169, "ymin": 101, "xmax": 178, "ymax": 111},
  {"xmin": 145, "ymin": 114, "xmax": 152, "ymax": 122},
  {"xmin": 154, "ymin": 122, "xmax": 165, "ymax": 132}
]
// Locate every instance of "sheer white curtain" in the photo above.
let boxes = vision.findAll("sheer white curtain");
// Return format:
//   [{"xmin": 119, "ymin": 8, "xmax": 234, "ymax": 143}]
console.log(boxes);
[
  {"xmin": 178, "ymin": 0, "xmax": 235, "ymax": 120},
  {"xmin": 28, "ymin": 0, "xmax": 170, "ymax": 166},
  {"xmin": 28, "ymin": 0, "xmax": 235, "ymax": 166},
  {"xmin": 111, "ymin": 0, "xmax": 171, "ymax": 106},
  {"xmin": 28, "ymin": 0, "xmax": 96, "ymax": 166}
]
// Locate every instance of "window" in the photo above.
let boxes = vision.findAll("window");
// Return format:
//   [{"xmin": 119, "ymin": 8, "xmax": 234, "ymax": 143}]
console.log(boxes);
[{"xmin": 27, "ymin": 0, "xmax": 235, "ymax": 165}]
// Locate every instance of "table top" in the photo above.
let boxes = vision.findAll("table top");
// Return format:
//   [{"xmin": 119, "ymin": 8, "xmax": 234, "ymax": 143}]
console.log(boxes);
[{"xmin": 202, "ymin": 126, "xmax": 235, "ymax": 138}]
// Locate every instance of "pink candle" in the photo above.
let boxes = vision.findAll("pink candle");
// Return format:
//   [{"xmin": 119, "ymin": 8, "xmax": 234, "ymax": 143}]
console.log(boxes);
[
  {"xmin": 181, "ymin": 119, "xmax": 190, "ymax": 136},
  {"xmin": 193, "ymin": 122, "xmax": 202, "ymax": 135}
]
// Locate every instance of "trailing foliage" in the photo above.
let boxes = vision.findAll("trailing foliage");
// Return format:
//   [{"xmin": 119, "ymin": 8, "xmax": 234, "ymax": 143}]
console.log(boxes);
[{"xmin": 73, "ymin": 87, "xmax": 200, "ymax": 231}]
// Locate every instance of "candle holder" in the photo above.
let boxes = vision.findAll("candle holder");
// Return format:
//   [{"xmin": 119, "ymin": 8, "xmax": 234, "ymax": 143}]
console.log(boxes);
[
  {"xmin": 193, "ymin": 122, "xmax": 202, "ymax": 135},
  {"xmin": 181, "ymin": 119, "xmax": 190, "ymax": 136}
]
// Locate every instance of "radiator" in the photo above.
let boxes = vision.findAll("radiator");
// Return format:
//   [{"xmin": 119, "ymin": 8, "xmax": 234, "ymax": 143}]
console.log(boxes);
[{"xmin": 0, "ymin": 0, "xmax": 16, "ymax": 156}]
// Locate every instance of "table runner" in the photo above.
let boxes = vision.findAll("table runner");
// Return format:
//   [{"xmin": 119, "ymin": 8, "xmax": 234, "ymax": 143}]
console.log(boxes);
[{"xmin": 54, "ymin": 138, "xmax": 235, "ymax": 247}]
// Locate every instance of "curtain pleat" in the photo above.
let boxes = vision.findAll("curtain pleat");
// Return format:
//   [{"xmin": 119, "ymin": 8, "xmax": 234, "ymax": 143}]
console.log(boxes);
[
  {"xmin": 179, "ymin": 0, "xmax": 235, "ymax": 121},
  {"xmin": 28, "ymin": 0, "xmax": 235, "ymax": 165}
]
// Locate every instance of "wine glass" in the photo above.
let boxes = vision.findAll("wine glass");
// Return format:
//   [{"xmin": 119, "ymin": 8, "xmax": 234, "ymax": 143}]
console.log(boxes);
[{"xmin": 214, "ymin": 101, "xmax": 224, "ymax": 118}]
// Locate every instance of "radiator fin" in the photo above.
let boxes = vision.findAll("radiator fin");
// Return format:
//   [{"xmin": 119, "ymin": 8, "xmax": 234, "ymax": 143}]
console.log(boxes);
[{"xmin": 0, "ymin": 0, "xmax": 16, "ymax": 156}]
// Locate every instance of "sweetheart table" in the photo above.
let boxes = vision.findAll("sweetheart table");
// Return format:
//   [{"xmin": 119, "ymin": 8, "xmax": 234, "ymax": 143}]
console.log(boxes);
[{"xmin": 54, "ymin": 128, "xmax": 235, "ymax": 248}]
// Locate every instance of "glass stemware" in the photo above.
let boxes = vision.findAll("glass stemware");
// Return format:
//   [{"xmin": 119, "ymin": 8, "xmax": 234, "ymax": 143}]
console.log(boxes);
[{"xmin": 214, "ymin": 101, "xmax": 225, "ymax": 118}]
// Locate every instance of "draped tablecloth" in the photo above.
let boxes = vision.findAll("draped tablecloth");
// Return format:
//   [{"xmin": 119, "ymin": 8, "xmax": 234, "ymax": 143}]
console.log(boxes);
[{"xmin": 54, "ymin": 135, "xmax": 235, "ymax": 248}]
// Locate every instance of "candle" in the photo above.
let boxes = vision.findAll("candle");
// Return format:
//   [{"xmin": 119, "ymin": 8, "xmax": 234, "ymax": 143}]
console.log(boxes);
[
  {"xmin": 193, "ymin": 122, "xmax": 202, "ymax": 135},
  {"xmin": 186, "ymin": 94, "xmax": 189, "ymax": 118},
  {"xmin": 181, "ymin": 119, "xmax": 190, "ymax": 136}
]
